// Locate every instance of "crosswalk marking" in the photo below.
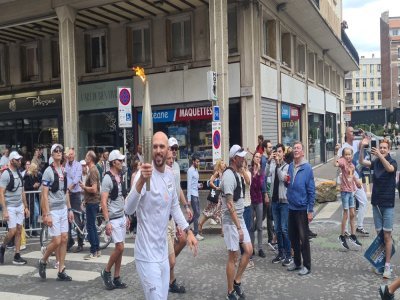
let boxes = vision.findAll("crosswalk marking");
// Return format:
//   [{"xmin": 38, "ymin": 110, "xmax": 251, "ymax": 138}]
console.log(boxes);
[
  {"xmin": 33, "ymin": 269, "xmax": 100, "ymax": 282},
  {"xmin": 0, "ymin": 292, "xmax": 48, "ymax": 299},
  {"xmin": 315, "ymin": 201, "xmax": 341, "ymax": 220},
  {"xmin": 23, "ymin": 251, "xmax": 135, "ymax": 265},
  {"xmin": 0, "ymin": 265, "xmax": 36, "ymax": 276}
]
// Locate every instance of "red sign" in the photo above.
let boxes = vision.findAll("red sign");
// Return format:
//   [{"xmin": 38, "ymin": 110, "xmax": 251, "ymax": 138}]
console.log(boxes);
[
  {"xmin": 290, "ymin": 107, "xmax": 300, "ymax": 121},
  {"xmin": 175, "ymin": 106, "xmax": 212, "ymax": 121}
]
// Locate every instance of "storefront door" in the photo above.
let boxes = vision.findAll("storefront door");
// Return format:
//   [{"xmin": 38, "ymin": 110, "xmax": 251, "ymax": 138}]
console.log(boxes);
[{"xmin": 308, "ymin": 113, "xmax": 325, "ymax": 166}]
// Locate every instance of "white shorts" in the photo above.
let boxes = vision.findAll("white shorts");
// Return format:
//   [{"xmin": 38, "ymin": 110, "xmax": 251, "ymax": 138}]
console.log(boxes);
[
  {"xmin": 223, "ymin": 219, "xmax": 251, "ymax": 252},
  {"xmin": 7, "ymin": 204, "xmax": 24, "ymax": 229},
  {"xmin": 110, "ymin": 216, "xmax": 126, "ymax": 244},
  {"xmin": 136, "ymin": 259, "xmax": 170, "ymax": 300},
  {"xmin": 48, "ymin": 207, "xmax": 68, "ymax": 237}
]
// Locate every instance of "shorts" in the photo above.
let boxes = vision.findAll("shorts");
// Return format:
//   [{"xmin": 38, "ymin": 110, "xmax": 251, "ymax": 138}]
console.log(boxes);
[
  {"xmin": 372, "ymin": 205, "xmax": 394, "ymax": 232},
  {"xmin": 136, "ymin": 259, "xmax": 170, "ymax": 300},
  {"xmin": 48, "ymin": 207, "xmax": 68, "ymax": 237},
  {"xmin": 110, "ymin": 216, "xmax": 126, "ymax": 244},
  {"xmin": 341, "ymin": 192, "xmax": 355, "ymax": 210},
  {"xmin": 7, "ymin": 204, "xmax": 24, "ymax": 229},
  {"xmin": 223, "ymin": 219, "xmax": 251, "ymax": 252},
  {"xmin": 167, "ymin": 219, "xmax": 176, "ymax": 256}
]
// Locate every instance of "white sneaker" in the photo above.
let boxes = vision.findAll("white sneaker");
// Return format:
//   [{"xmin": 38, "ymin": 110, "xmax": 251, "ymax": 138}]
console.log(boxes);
[
  {"xmin": 383, "ymin": 265, "xmax": 392, "ymax": 279},
  {"xmin": 209, "ymin": 219, "xmax": 217, "ymax": 225},
  {"xmin": 20, "ymin": 244, "xmax": 26, "ymax": 251},
  {"xmin": 195, "ymin": 234, "xmax": 204, "ymax": 241},
  {"xmin": 84, "ymin": 253, "xmax": 96, "ymax": 260}
]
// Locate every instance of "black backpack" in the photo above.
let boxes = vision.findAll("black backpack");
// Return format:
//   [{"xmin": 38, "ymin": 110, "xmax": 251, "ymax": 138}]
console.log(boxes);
[
  {"xmin": 223, "ymin": 167, "xmax": 245, "ymax": 202},
  {"xmin": 5, "ymin": 168, "xmax": 23, "ymax": 192},
  {"xmin": 50, "ymin": 164, "xmax": 68, "ymax": 194},
  {"xmin": 105, "ymin": 171, "xmax": 127, "ymax": 200}
]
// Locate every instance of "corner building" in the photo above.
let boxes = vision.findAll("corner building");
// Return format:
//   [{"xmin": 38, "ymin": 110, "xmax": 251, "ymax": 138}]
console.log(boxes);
[{"xmin": 0, "ymin": 0, "xmax": 358, "ymax": 175}]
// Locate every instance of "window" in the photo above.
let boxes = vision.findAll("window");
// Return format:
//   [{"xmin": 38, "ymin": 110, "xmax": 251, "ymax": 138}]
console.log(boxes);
[
  {"xmin": 324, "ymin": 64, "xmax": 330, "ymax": 88},
  {"xmin": 392, "ymin": 29, "xmax": 399, "ymax": 36},
  {"xmin": 362, "ymin": 64, "xmax": 367, "ymax": 75},
  {"xmin": 330, "ymin": 69, "xmax": 336, "ymax": 92},
  {"xmin": 377, "ymin": 64, "xmax": 381, "ymax": 73},
  {"xmin": 371, "ymin": 105, "xmax": 375, "ymax": 109},
  {"xmin": 356, "ymin": 92, "xmax": 360, "ymax": 103},
  {"xmin": 21, "ymin": 42, "xmax": 39, "ymax": 82},
  {"xmin": 398, "ymin": 84, "xmax": 400, "ymax": 96},
  {"xmin": 345, "ymin": 79, "xmax": 352, "ymax": 90},
  {"xmin": 85, "ymin": 30, "xmax": 107, "ymax": 73},
  {"xmin": 377, "ymin": 78, "xmax": 381, "ymax": 87},
  {"xmin": 364, "ymin": 105, "xmax": 368, "ymax": 110},
  {"xmin": 370, "ymin": 92, "xmax": 375, "ymax": 101},
  {"xmin": 362, "ymin": 78, "xmax": 366, "ymax": 87},
  {"xmin": 51, "ymin": 40, "xmax": 60, "ymax": 78},
  {"xmin": 127, "ymin": 22, "xmax": 151, "ymax": 66},
  {"xmin": 317, "ymin": 59, "xmax": 323, "ymax": 85},
  {"xmin": 0, "ymin": 44, "xmax": 6, "ymax": 86},
  {"xmin": 228, "ymin": 6, "xmax": 238, "ymax": 54},
  {"xmin": 370, "ymin": 78, "xmax": 374, "ymax": 87},
  {"xmin": 295, "ymin": 40, "xmax": 305, "ymax": 75},
  {"xmin": 336, "ymin": 74, "xmax": 341, "ymax": 94},
  {"xmin": 167, "ymin": 14, "xmax": 192, "ymax": 60},
  {"xmin": 398, "ymin": 66, "xmax": 400, "ymax": 79},
  {"xmin": 370, "ymin": 64, "xmax": 374, "ymax": 73},
  {"xmin": 355, "ymin": 79, "xmax": 359, "ymax": 88},
  {"xmin": 307, "ymin": 51, "xmax": 315, "ymax": 81},
  {"xmin": 356, "ymin": 106, "xmax": 360, "ymax": 110},
  {"xmin": 363, "ymin": 92, "xmax": 367, "ymax": 101},
  {"xmin": 398, "ymin": 48, "xmax": 400, "ymax": 59},
  {"xmin": 262, "ymin": 17, "xmax": 276, "ymax": 59},
  {"xmin": 378, "ymin": 91, "xmax": 381, "ymax": 100},
  {"xmin": 281, "ymin": 28, "xmax": 291, "ymax": 68}
]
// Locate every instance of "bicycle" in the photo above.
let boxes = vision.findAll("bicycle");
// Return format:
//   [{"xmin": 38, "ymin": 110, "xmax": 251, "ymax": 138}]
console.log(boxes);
[{"xmin": 40, "ymin": 208, "xmax": 112, "ymax": 250}]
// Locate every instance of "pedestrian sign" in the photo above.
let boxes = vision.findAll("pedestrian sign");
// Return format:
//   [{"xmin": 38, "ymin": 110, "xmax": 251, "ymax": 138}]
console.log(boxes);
[
  {"xmin": 213, "ymin": 106, "xmax": 220, "ymax": 121},
  {"xmin": 118, "ymin": 87, "xmax": 132, "ymax": 128}
]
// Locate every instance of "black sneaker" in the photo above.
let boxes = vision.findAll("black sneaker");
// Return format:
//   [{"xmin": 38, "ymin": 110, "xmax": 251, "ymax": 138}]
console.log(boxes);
[
  {"xmin": 356, "ymin": 227, "xmax": 369, "ymax": 236},
  {"xmin": 226, "ymin": 290, "xmax": 238, "ymax": 300},
  {"xmin": 308, "ymin": 230, "xmax": 317, "ymax": 238},
  {"xmin": 13, "ymin": 254, "xmax": 27, "ymax": 265},
  {"xmin": 169, "ymin": 279, "xmax": 186, "ymax": 293},
  {"xmin": 379, "ymin": 284, "xmax": 395, "ymax": 300},
  {"xmin": 258, "ymin": 249, "xmax": 266, "ymax": 258},
  {"xmin": 233, "ymin": 280, "xmax": 245, "ymax": 299},
  {"xmin": 38, "ymin": 259, "xmax": 47, "ymax": 279},
  {"xmin": 282, "ymin": 257, "xmax": 292, "ymax": 266},
  {"xmin": 101, "ymin": 269, "xmax": 115, "ymax": 290},
  {"xmin": 338, "ymin": 235, "xmax": 349, "ymax": 250},
  {"xmin": 271, "ymin": 255, "xmax": 283, "ymax": 264},
  {"xmin": 349, "ymin": 234, "xmax": 362, "ymax": 247},
  {"xmin": 113, "ymin": 277, "xmax": 127, "ymax": 289},
  {"xmin": 0, "ymin": 246, "xmax": 5, "ymax": 264},
  {"xmin": 57, "ymin": 270, "xmax": 72, "ymax": 281}
]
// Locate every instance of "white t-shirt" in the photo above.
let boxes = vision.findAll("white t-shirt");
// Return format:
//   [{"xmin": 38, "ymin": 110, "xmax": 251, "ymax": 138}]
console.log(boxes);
[{"xmin": 125, "ymin": 167, "xmax": 188, "ymax": 262}]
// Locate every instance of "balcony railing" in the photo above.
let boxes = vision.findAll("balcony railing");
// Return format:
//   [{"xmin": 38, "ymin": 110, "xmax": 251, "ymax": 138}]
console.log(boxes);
[{"xmin": 341, "ymin": 28, "xmax": 360, "ymax": 65}]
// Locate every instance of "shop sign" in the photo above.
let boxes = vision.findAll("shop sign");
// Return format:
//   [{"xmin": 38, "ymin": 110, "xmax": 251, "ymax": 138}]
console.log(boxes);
[
  {"xmin": 290, "ymin": 107, "xmax": 300, "ymax": 121},
  {"xmin": 0, "ymin": 94, "xmax": 61, "ymax": 115},
  {"xmin": 281, "ymin": 104, "xmax": 290, "ymax": 120},
  {"xmin": 118, "ymin": 87, "xmax": 132, "ymax": 128},
  {"xmin": 207, "ymin": 71, "xmax": 217, "ymax": 101},
  {"xmin": 175, "ymin": 106, "xmax": 212, "ymax": 121},
  {"xmin": 138, "ymin": 109, "xmax": 176, "ymax": 125},
  {"xmin": 343, "ymin": 111, "xmax": 351, "ymax": 122},
  {"xmin": 212, "ymin": 121, "xmax": 222, "ymax": 165}
]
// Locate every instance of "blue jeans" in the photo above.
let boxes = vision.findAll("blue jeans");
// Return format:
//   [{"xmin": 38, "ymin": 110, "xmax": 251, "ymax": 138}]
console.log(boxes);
[
  {"xmin": 86, "ymin": 203, "xmax": 100, "ymax": 254},
  {"xmin": 241, "ymin": 205, "xmax": 253, "ymax": 256},
  {"xmin": 341, "ymin": 192, "xmax": 355, "ymax": 209},
  {"xmin": 372, "ymin": 205, "xmax": 394, "ymax": 232},
  {"xmin": 189, "ymin": 196, "xmax": 200, "ymax": 235},
  {"xmin": 272, "ymin": 202, "xmax": 291, "ymax": 258}
]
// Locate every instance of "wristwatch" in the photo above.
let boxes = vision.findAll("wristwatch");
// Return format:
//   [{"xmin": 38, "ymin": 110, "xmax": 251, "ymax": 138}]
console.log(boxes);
[{"xmin": 105, "ymin": 220, "xmax": 110, "ymax": 225}]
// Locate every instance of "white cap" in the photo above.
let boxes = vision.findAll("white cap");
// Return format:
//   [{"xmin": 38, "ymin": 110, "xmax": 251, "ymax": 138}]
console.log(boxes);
[
  {"xmin": 9, "ymin": 151, "xmax": 22, "ymax": 160},
  {"xmin": 50, "ymin": 144, "xmax": 63, "ymax": 153},
  {"xmin": 80, "ymin": 160, "xmax": 87, "ymax": 165},
  {"xmin": 108, "ymin": 150, "xmax": 125, "ymax": 162},
  {"xmin": 168, "ymin": 137, "xmax": 178, "ymax": 147},
  {"xmin": 49, "ymin": 157, "xmax": 54, "ymax": 165},
  {"xmin": 229, "ymin": 145, "xmax": 247, "ymax": 158}
]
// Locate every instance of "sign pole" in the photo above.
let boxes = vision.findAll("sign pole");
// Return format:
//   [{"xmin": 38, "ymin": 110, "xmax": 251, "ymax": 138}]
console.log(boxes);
[{"xmin": 123, "ymin": 128, "xmax": 128, "ymax": 190}]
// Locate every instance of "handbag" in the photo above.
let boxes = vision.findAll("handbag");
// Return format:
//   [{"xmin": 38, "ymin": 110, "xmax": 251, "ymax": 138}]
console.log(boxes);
[{"xmin": 207, "ymin": 188, "xmax": 220, "ymax": 204}]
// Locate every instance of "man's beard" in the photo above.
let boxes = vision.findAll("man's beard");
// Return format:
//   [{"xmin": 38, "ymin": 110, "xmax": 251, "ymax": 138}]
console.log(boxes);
[{"xmin": 153, "ymin": 154, "xmax": 166, "ymax": 168}]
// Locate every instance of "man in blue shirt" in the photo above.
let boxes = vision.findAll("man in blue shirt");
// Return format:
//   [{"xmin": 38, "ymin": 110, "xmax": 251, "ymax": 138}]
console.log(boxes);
[{"xmin": 187, "ymin": 155, "xmax": 203, "ymax": 241}]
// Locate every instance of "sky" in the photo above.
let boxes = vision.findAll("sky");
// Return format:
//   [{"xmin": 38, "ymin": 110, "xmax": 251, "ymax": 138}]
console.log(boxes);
[{"xmin": 343, "ymin": 0, "xmax": 400, "ymax": 58}]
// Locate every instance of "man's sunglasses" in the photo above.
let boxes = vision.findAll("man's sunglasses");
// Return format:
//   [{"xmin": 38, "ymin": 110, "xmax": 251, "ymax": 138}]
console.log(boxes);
[
  {"xmin": 53, "ymin": 148, "xmax": 63, "ymax": 153},
  {"xmin": 171, "ymin": 146, "xmax": 179, "ymax": 151}
]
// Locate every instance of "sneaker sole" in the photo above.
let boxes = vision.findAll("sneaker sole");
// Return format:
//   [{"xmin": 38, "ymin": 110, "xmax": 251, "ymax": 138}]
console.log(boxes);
[
  {"xmin": 101, "ymin": 270, "xmax": 115, "ymax": 290},
  {"xmin": 13, "ymin": 261, "xmax": 27, "ymax": 265}
]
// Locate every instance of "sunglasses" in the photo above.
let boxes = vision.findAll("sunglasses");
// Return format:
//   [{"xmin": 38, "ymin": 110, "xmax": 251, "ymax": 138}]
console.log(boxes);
[
  {"xmin": 233, "ymin": 148, "xmax": 245, "ymax": 156},
  {"xmin": 171, "ymin": 146, "xmax": 179, "ymax": 151},
  {"xmin": 53, "ymin": 148, "xmax": 62, "ymax": 153}
]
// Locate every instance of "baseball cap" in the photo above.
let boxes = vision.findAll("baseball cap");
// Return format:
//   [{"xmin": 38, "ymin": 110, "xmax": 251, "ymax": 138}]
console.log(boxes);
[
  {"xmin": 229, "ymin": 145, "xmax": 247, "ymax": 158},
  {"xmin": 168, "ymin": 137, "xmax": 179, "ymax": 147},
  {"xmin": 108, "ymin": 150, "xmax": 125, "ymax": 162},
  {"xmin": 9, "ymin": 151, "xmax": 22, "ymax": 160},
  {"xmin": 80, "ymin": 160, "xmax": 87, "ymax": 165},
  {"xmin": 51, "ymin": 144, "xmax": 63, "ymax": 153}
]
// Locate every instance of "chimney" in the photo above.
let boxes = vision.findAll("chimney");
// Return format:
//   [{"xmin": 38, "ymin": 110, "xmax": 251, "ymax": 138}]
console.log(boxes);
[{"xmin": 372, "ymin": 53, "xmax": 375, "ymax": 58}]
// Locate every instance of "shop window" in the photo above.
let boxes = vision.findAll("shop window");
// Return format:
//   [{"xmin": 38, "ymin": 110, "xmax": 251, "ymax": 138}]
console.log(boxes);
[
  {"xmin": 307, "ymin": 51, "xmax": 315, "ymax": 81},
  {"xmin": 167, "ymin": 14, "xmax": 192, "ymax": 61},
  {"xmin": 324, "ymin": 64, "xmax": 330, "ymax": 88},
  {"xmin": 295, "ymin": 40, "xmax": 305, "ymax": 75},
  {"xmin": 308, "ymin": 113, "xmax": 324, "ymax": 166},
  {"xmin": 281, "ymin": 29, "xmax": 291, "ymax": 68},
  {"xmin": 127, "ymin": 21, "xmax": 151, "ymax": 66},
  {"xmin": 0, "ymin": 44, "xmax": 6, "ymax": 86},
  {"xmin": 228, "ymin": 5, "xmax": 238, "ymax": 54},
  {"xmin": 362, "ymin": 78, "xmax": 366, "ymax": 88},
  {"xmin": 21, "ymin": 41, "xmax": 40, "ymax": 82},
  {"xmin": 262, "ymin": 17, "xmax": 276, "ymax": 59},
  {"xmin": 51, "ymin": 40, "xmax": 60, "ymax": 79},
  {"xmin": 317, "ymin": 59, "xmax": 323, "ymax": 85},
  {"xmin": 281, "ymin": 104, "xmax": 300, "ymax": 147},
  {"xmin": 85, "ymin": 30, "xmax": 107, "ymax": 73}
]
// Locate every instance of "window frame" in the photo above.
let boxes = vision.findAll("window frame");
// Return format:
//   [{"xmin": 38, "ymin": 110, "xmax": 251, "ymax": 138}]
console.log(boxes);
[
  {"xmin": 84, "ymin": 28, "xmax": 108, "ymax": 74},
  {"xmin": 261, "ymin": 13, "xmax": 277, "ymax": 61},
  {"xmin": 228, "ymin": 4, "xmax": 238, "ymax": 55},
  {"xmin": 20, "ymin": 41, "xmax": 40, "ymax": 82},
  {"xmin": 51, "ymin": 39, "xmax": 60, "ymax": 79},
  {"xmin": 295, "ymin": 38, "xmax": 306, "ymax": 76},
  {"xmin": 166, "ymin": 13, "xmax": 193, "ymax": 62},
  {"xmin": 0, "ymin": 44, "xmax": 7, "ymax": 86},
  {"xmin": 127, "ymin": 20, "xmax": 152, "ymax": 67},
  {"xmin": 280, "ymin": 26, "xmax": 292, "ymax": 70}
]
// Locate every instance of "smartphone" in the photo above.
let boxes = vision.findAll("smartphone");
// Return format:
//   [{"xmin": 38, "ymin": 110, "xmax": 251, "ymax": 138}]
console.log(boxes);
[
  {"xmin": 353, "ymin": 129, "xmax": 362, "ymax": 136},
  {"xmin": 371, "ymin": 140, "xmax": 377, "ymax": 149},
  {"xmin": 272, "ymin": 146, "xmax": 277, "ymax": 152}
]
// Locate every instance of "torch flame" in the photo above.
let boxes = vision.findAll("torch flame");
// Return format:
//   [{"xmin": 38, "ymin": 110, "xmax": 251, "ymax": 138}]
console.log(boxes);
[{"xmin": 133, "ymin": 67, "xmax": 146, "ymax": 83}]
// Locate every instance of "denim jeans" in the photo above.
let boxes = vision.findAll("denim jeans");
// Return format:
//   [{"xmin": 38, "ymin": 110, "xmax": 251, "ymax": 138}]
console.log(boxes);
[
  {"xmin": 272, "ymin": 202, "xmax": 291, "ymax": 258},
  {"xmin": 86, "ymin": 203, "xmax": 100, "ymax": 254},
  {"xmin": 189, "ymin": 196, "xmax": 200, "ymax": 235},
  {"xmin": 241, "ymin": 205, "xmax": 253, "ymax": 256}
]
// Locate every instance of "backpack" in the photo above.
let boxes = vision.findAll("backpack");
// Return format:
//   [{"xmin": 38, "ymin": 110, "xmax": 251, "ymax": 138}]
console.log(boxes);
[
  {"xmin": 105, "ymin": 171, "xmax": 127, "ymax": 200},
  {"xmin": 50, "ymin": 164, "xmax": 68, "ymax": 194},
  {"xmin": 5, "ymin": 168, "xmax": 23, "ymax": 192},
  {"xmin": 223, "ymin": 167, "xmax": 245, "ymax": 202}
]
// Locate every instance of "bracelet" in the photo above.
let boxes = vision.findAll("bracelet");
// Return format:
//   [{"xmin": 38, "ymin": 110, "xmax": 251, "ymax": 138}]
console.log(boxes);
[
  {"xmin": 105, "ymin": 220, "xmax": 110, "ymax": 225},
  {"xmin": 183, "ymin": 204, "xmax": 190, "ymax": 209},
  {"xmin": 237, "ymin": 227, "xmax": 242, "ymax": 230},
  {"xmin": 68, "ymin": 208, "xmax": 72, "ymax": 212}
]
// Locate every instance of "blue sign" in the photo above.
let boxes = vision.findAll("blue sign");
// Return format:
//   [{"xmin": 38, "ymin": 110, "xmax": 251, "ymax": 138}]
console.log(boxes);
[
  {"xmin": 213, "ymin": 106, "xmax": 220, "ymax": 121},
  {"xmin": 281, "ymin": 104, "xmax": 290, "ymax": 120},
  {"xmin": 138, "ymin": 109, "xmax": 176, "ymax": 125},
  {"xmin": 126, "ymin": 113, "xmax": 132, "ymax": 122}
]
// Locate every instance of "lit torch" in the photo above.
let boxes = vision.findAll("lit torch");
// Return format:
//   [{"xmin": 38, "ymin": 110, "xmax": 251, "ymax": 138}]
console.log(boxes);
[{"xmin": 134, "ymin": 67, "xmax": 153, "ymax": 191}]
